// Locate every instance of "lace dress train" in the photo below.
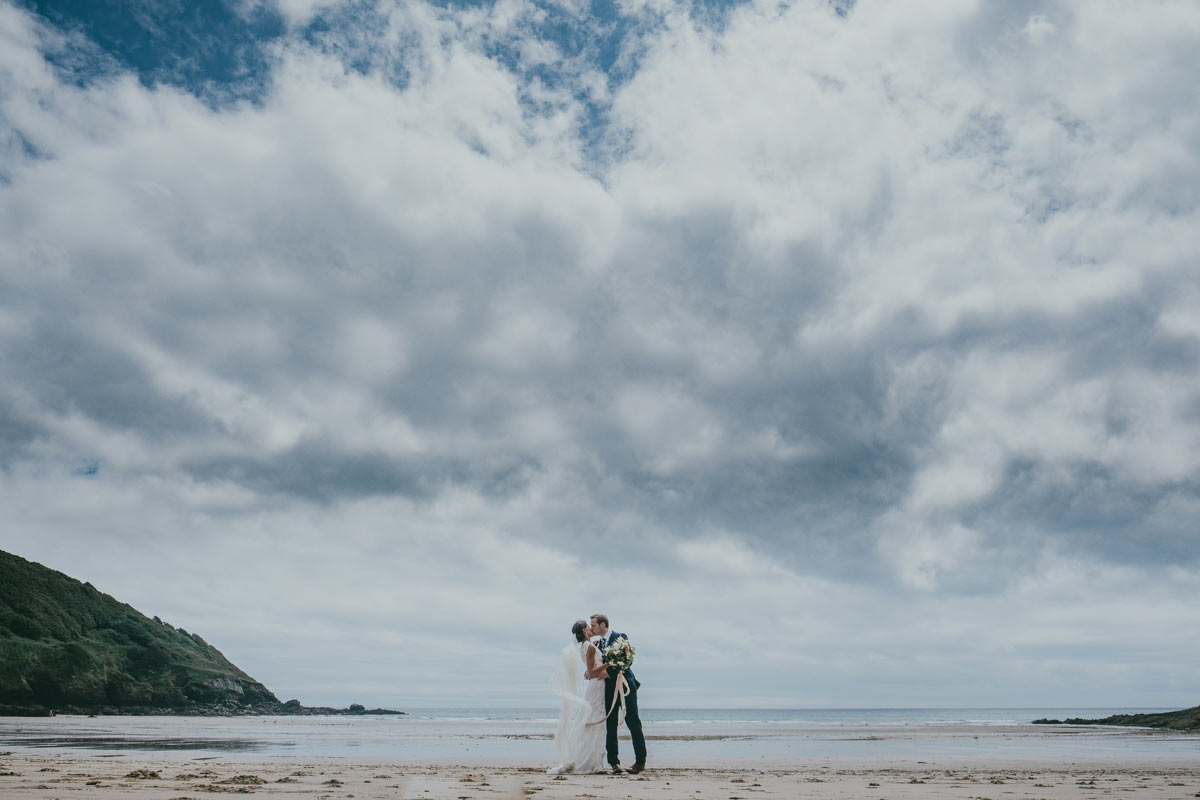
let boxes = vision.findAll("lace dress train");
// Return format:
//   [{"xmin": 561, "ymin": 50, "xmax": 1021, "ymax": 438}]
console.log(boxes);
[{"xmin": 547, "ymin": 642, "xmax": 606, "ymax": 774}]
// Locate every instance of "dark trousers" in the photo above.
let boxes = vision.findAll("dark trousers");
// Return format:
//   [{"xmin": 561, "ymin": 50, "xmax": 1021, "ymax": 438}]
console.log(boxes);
[{"xmin": 604, "ymin": 679, "xmax": 647, "ymax": 766}]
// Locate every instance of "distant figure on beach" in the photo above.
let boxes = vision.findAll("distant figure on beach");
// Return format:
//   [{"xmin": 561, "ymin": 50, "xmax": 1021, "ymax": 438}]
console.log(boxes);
[{"xmin": 591, "ymin": 613, "xmax": 646, "ymax": 774}]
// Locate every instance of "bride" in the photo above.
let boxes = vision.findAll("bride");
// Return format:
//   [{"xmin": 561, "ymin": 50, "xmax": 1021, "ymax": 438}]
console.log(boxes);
[{"xmin": 547, "ymin": 619, "xmax": 609, "ymax": 774}]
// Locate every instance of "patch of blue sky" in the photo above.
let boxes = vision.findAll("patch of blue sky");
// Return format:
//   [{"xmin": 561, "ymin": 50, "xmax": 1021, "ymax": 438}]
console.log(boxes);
[
  {"xmin": 14, "ymin": 0, "xmax": 854, "ymax": 152},
  {"xmin": 299, "ymin": 0, "xmax": 399, "ymax": 81},
  {"xmin": 15, "ymin": 0, "xmax": 285, "ymax": 105}
]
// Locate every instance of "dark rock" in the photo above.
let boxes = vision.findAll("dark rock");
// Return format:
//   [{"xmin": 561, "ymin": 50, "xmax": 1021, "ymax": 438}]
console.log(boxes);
[{"xmin": 1032, "ymin": 707, "xmax": 1200, "ymax": 731}]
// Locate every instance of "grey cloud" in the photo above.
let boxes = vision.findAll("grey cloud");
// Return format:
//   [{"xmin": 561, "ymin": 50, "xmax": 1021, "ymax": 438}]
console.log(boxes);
[
  {"xmin": 951, "ymin": 1, "xmax": 1073, "ymax": 66},
  {"xmin": 596, "ymin": 214, "xmax": 840, "ymax": 366},
  {"xmin": 965, "ymin": 459, "xmax": 1200, "ymax": 568},
  {"xmin": 943, "ymin": 110, "xmax": 1011, "ymax": 165},
  {"xmin": 6, "ymin": 320, "xmax": 221, "ymax": 439},
  {"xmin": 924, "ymin": 288, "xmax": 1199, "ymax": 377},
  {"xmin": 183, "ymin": 440, "xmax": 542, "ymax": 504},
  {"xmin": 0, "ymin": 398, "xmax": 42, "ymax": 466}
]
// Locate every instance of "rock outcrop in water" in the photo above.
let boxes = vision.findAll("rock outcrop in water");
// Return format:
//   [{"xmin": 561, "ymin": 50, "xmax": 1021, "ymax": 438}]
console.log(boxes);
[
  {"xmin": 0, "ymin": 550, "xmax": 405, "ymax": 717},
  {"xmin": 1032, "ymin": 707, "xmax": 1200, "ymax": 730}
]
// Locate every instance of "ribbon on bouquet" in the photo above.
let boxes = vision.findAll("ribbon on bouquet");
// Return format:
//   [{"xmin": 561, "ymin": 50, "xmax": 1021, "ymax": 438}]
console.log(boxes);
[{"xmin": 588, "ymin": 671, "xmax": 630, "ymax": 727}]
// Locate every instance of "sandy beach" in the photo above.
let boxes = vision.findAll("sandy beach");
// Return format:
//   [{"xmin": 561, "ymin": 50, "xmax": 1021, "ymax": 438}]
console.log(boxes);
[{"xmin": 2, "ymin": 750, "xmax": 1198, "ymax": 800}]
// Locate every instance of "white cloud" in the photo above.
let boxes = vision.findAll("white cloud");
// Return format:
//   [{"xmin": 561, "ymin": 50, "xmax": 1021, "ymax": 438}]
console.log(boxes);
[
  {"xmin": 1023, "ymin": 14, "xmax": 1056, "ymax": 45},
  {"xmin": 269, "ymin": 0, "xmax": 345, "ymax": 28}
]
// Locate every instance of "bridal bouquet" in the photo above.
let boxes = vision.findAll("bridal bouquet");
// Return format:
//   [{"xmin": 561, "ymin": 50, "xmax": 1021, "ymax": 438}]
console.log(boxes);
[{"xmin": 601, "ymin": 637, "xmax": 635, "ymax": 671}]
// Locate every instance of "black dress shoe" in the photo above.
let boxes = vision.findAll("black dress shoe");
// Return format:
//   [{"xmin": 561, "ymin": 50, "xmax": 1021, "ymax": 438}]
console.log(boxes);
[
  {"xmin": 610, "ymin": 765, "xmax": 625, "ymax": 774},
  {"xmin": 628, "ymin": 762, "xmax": 645, "ymax": 774}
]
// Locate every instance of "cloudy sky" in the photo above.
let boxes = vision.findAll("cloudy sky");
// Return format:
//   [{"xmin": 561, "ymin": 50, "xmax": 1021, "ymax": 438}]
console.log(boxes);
[{"xmin": 2, "ymin": 0, "xmax": 1198, "ymax": 710}]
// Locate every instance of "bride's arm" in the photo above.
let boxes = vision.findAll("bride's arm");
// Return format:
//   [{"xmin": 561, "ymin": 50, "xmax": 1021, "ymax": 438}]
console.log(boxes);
[{"xmin": 583, "ymin": 643, "xmax": 607, "ymax": 679}]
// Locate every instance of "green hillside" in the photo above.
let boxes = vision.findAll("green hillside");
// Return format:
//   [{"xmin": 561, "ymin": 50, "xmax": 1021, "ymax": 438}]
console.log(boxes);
[{"xmin": 0, "ymin": 550, "xmax": 278, "ymax": 715}]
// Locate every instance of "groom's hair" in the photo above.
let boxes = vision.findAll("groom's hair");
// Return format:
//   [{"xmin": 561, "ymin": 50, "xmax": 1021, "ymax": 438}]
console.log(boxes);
[{"xmin": 590, "ymin": 613, "xmax": 609, "ymax": 627}]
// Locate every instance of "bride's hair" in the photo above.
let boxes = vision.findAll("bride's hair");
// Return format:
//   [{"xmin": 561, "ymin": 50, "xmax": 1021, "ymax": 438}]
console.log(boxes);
[{"xmin": 571, "ymin": 620, "xmax": 589, "ymax": 642}]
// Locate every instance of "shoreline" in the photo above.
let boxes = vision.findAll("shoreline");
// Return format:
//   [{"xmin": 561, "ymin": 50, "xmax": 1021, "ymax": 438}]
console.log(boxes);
[{"xmin": 3, "ymin": 716, "xmax": 1199, "ymax": 767}]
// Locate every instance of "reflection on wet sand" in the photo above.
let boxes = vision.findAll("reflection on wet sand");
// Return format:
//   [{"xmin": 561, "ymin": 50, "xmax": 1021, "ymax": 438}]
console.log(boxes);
[{"xmin": 3, "ymin": 736, "xmax": 278, "ymax": 752}]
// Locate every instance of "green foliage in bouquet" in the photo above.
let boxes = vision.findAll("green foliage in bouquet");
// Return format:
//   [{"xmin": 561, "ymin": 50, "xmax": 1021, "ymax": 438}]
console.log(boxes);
[{"xmin": 601, "ymin": 637, "xmax": 635, "ymax": 671}]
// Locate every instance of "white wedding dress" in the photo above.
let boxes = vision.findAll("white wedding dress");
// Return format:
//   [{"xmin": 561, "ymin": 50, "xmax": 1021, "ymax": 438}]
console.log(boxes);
[{"xmin": 547, "ymin": 639, "xmax": 606, "ymax": 774}]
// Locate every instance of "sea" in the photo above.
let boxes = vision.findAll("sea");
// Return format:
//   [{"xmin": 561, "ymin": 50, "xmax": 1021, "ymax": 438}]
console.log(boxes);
[{"xmin": 2, "ymin": 708, "xmax": 1197, "ymax": 766}]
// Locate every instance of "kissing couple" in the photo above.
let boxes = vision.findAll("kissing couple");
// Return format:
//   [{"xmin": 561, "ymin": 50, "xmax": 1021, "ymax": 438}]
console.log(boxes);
[{"xmin": 548, "ymin": 613, "xmax": 647, "ymax": 775}]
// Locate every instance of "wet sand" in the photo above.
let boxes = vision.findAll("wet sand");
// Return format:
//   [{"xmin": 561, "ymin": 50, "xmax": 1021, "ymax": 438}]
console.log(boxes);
[{"xmin": 1, "ymin": 750, "xmax": 1198, "ymax": 800}]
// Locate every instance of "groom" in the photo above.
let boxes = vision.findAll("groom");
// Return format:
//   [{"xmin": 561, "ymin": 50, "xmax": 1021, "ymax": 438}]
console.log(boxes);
[{"xmin": 590, "ymin": 613, "xmax": 647, "ymax": 774}]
